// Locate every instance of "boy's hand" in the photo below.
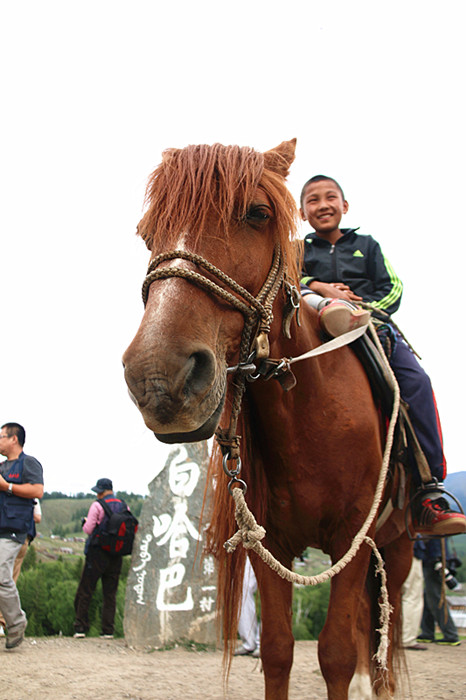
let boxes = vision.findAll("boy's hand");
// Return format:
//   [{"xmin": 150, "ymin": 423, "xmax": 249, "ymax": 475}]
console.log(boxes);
[{"xmin": 309, "ymin": 281, "xmax": 363, "ymax": 302}]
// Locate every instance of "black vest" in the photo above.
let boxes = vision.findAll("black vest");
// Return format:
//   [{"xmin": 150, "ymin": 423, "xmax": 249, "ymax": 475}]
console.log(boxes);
[{"xmin": 0, "ymin": 453, "xmax": 35, "ymax": 534}]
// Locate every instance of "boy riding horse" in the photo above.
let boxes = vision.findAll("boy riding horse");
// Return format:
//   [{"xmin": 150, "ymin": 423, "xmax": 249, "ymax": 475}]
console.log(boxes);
[{"xmin": 299, "ymin": 174, "xmax": 466, "ymax": 538}]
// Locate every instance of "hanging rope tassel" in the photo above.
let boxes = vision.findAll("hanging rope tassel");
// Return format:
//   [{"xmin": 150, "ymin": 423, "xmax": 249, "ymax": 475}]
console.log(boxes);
[{"xmin": 367, "ymin": 536, "xmax": 394, "ymax": 669}]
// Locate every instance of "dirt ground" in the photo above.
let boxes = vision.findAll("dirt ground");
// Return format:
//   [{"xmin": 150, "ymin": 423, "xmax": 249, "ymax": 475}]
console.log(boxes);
[{"xmin": 1, "ymin": 637, "xmax": 464, "ymax": 699}]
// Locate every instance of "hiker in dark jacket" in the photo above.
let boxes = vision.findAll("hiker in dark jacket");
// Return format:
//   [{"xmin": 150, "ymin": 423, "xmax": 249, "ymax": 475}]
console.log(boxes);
[
  {"xmin": 418, "ymin": 538, "xmax": 461, "ymax": 645},
  {"xmin": 73, "ymin": 478, "xmax": 127, "ymax": 638},
  {"xmin": 299, "ymin": 175, "xmax": 466, "ymax": 538}
]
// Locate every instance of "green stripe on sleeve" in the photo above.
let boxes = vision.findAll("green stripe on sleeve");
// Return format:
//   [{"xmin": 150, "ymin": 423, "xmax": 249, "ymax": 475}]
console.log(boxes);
[{"xmin": 371, "ymin": 255, "xmax": 403, "ymax": 311}]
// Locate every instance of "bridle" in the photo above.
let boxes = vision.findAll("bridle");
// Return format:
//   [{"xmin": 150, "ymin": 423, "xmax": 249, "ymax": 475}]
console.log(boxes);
[{"xmin": 141, "ymin": 245, "xmax": 299, "ymax": 490}]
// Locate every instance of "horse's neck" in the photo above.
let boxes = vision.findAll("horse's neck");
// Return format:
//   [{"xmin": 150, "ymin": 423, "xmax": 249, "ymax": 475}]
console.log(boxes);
[
  {"xmin": 250, "ymin": 303, "xmax": 328, "ymax": 426},
  {"xmin": 271, "ymin": 301, "xmax": 325, "ymax": 390}
]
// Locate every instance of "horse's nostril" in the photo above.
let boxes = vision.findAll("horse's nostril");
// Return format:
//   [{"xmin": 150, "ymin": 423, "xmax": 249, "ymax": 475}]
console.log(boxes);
[{"xmin": 186, "ymin": 350, "xmax": 216, "ymax": 395}]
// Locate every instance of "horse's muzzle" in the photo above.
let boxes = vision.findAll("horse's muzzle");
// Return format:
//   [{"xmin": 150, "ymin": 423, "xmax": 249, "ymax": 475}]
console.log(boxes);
[
  {"xmin": 122, "ymin": 342, "xmax": 226, "ymax": 439},
  {"xmin": 153, "ymin": 385, "xmax": 226, "ymax": 443}
]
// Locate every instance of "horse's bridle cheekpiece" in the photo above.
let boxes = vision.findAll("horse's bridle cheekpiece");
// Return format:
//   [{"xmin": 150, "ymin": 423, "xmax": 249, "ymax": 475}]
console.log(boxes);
[{"xmin": 141, "ymin": 245, "xmax": 298, "ymax": 492}]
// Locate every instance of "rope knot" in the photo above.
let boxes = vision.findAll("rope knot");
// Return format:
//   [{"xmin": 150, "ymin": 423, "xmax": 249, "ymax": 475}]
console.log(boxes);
[{"xmin": 241, "ymin": 524, "xmax": 266, "ymax": 549}]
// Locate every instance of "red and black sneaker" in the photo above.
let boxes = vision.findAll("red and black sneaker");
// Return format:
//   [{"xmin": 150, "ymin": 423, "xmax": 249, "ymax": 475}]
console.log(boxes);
[{"xmin": 413, "ymin": 494, "xmax": 466, "ymax": 536}]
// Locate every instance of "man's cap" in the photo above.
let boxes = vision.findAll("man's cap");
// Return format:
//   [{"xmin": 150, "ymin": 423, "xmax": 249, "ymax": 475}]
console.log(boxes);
[{"xmin": 91, "ymin": 478, "xmax": 113, "ymax": 493}]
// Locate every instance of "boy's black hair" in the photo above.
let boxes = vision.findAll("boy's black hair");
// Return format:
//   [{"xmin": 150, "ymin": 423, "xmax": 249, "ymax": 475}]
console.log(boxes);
[
  {"xmin": 1, "ymin": 422, "xmax": 26, "ymax": 447},
  {"xmin": 300, "ymin": 175, "xmax": 345, "ymax": 208}
]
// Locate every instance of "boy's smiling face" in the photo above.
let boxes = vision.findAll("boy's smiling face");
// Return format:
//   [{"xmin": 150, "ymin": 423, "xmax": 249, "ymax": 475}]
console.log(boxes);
[{"xmin": 300, "ymin": 179, "xmax": 348, "ymax": 238}]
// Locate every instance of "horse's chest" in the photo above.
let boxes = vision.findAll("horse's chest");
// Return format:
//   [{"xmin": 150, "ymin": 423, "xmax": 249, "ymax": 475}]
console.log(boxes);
[{"xmin": 266, "ymin": 486, "xmax": 327, "ymax": 551}]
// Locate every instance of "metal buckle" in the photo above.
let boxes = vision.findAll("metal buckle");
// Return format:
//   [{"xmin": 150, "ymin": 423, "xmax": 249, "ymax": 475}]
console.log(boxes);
[
  {"xmin": 222, "ymin": 453, "xmax": 242, "ymax": 479},
  {"xmin": 228, "ymin": 477, "xmax": 248, "ymax": 496},
  {"xmin": 222, "ymin": 453, "xmax": 248, "ymax": 495}
]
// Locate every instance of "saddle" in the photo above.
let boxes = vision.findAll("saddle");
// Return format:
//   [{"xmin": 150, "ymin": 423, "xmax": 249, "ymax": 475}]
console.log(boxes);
[
  {"xmin": 351, "ymin": 323, "xmax": 432, "ymax": 530},
  {"xmin": 251, "ymin": 302, "xmax": 432, "ymax": 531}
]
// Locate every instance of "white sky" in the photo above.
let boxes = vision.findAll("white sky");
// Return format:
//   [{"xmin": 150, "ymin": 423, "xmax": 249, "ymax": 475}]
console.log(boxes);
[{"xmin": 1, "ymin": 1, "xmax": 465, "ymax": 495}]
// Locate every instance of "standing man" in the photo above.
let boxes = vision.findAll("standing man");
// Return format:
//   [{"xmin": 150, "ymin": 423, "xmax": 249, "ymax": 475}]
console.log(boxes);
[
  {"xmin": 0, "ymin": 422, "xmax": 44, "ymax": 649},
  {"xmin": 74, "ymin": 478, "xmax": 127, "ymax": 639},
  {"xmin": 0, "ymin": 499, "xmax": 42, "ymax": 635},
  {"xmin": 418, "ymin": 537, "xmax": 461, "ymax": 646}
]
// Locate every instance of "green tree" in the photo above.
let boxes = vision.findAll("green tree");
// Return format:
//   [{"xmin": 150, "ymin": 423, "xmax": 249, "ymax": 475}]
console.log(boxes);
[
  {"xmin": 17, "ymin": 555, "xmax": 129, "ymax": 638},
  {"xmin": 46, "ymin": 579, "xmax": 80, "ymax": 635},
  {"xmin": 292, "ymin": 581, "xmax": 330, "ymax": 640},
  {"xmin": 22, "ymin": 544, "xmax": 37, "ymax": 571}
]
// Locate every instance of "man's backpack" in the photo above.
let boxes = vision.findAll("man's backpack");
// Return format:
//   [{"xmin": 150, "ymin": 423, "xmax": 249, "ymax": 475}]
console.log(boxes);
[{"xmin": 95, "ymin": 498, "xmax": 139, "ymax": 556}]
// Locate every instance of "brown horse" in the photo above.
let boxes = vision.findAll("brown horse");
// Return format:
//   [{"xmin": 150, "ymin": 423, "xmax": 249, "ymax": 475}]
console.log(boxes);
[{"xmin": 123, "ymin": 140, "xmax": 412, "ymax": 699}]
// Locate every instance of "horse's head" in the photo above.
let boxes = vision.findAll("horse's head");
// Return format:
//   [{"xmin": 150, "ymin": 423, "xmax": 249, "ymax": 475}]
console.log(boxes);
[{"xmin": 122, "ymin": 139, "xmax": 300, "ymax": 443}]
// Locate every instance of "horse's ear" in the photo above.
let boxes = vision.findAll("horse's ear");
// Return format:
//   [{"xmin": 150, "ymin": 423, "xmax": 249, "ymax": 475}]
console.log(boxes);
[
  {"xmin": 263, "ymin": 139, "xmax": 297, "ymax": 177},
  {"xmin": 161, "ymin": 147, "xmax": 180, "ymax": 164}
]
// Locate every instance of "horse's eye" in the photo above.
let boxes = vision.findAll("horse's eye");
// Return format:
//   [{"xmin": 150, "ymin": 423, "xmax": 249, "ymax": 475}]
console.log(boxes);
[{"xmin": 245, "ymin": 206, "xmax": 272, "ymax": 224}]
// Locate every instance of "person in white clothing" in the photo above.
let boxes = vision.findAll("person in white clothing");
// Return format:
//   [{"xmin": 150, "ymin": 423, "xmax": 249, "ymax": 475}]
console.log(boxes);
[
  {"xmin": 234, "ymin": 556, "xmax": 261, "ymax": 657},
  {"xmin": 401, "ymin": 541, "xmax": 426, "ymax": 650}
]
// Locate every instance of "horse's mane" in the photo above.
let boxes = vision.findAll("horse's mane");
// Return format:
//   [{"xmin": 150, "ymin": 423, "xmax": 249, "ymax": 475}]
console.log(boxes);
[{"xmin": 138, "ymin": 142, "xmax": 301, "ymax": 281}]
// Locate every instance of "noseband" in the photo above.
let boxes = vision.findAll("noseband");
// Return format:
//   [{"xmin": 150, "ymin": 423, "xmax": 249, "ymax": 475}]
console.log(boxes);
[
  {"xmin": 141, "ymin": 245, "xmax": 294, "ymax": 481},
  {"xmin": 142, "ymin": 246, "xmax": 286, "ymax": 361}
]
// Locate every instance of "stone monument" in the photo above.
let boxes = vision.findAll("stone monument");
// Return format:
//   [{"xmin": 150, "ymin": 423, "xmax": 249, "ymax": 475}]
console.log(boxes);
[{"xmin": 124, "ymin": 441, "xmax": 217, "ymax": 648}]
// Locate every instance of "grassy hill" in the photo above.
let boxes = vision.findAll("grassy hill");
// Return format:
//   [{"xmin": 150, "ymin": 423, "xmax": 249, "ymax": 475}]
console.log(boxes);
[
  {"xmin": 39, "ymin": 494, "xmax": 144, "ymax": 538},
  {"xmin": 39, "ymin": 498, "xmax": 95, "ymax": 537},
  {"xmin": 28, "ymin": 494, "xmax": 145, "ymax": 564},
  {"xmin": 445, "ymin": 472, "xmax": 466, "ymax": 566},
  {"xmin": 446, "ymin": 471, "xmax": 466, "ymax": 513}
]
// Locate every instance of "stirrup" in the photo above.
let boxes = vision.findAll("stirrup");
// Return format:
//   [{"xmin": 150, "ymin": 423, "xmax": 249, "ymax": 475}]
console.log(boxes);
[{"xmin": 405, "ymin": 478, "xmax": 466, "ymax": 540}]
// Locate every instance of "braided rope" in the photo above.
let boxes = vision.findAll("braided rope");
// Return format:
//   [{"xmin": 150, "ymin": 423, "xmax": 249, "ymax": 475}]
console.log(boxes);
[
  {"xmin": 141, "ymin": 246, "xmax": 287, "ymax": 453},
  {"xmin": 224, "ymin": 321, "xmax": 401, "ymax": 668},
  {"xmin": 143, "ymin": 249, "xmax": 272, "ymax": 326},
  {"xmin": 143, "ymin": 266, "xmax": 255, "ymax": 317}
]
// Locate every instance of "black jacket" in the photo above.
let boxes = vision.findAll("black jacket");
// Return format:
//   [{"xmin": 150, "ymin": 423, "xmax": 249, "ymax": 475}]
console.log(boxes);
[{"xmin": 301, "ymin": 228, "xmax": 403, "ymax": 317}]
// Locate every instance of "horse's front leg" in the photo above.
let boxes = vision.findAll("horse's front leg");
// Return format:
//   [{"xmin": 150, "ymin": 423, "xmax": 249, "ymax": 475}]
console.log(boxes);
[
  {"xmin": 252, "ymin": 553, "xmax": 294, "ymax": 700},
  {"xmin": 319, "ymin": 543, "xmax": 374, "ymax": 700}
]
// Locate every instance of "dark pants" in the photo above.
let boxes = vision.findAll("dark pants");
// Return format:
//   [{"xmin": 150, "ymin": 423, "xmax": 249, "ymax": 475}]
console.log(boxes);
[
  {"xmin": 389, "ymin": 332, "xmax": 446, "ymax": 485},
  {"xmin": 74, "ymin": 547, "xmax": 122, "ymax": 635},
  {"xmin": 420, "ymin": 560, "xmax": 459, "ymax": 642}
]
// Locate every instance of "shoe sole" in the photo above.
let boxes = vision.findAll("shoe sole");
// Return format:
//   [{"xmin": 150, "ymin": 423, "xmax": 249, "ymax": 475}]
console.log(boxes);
[
  {"xmin": 5, "ymin": 633, "xmax": 25, "ymax": 649},
  {"xmin": 234, "ymin": 646, "xmax": 256, "ymax": 656},
  {"xmin": 416, "ymin": 516, "xmax": 466, "ymax": 537},
  {"xmin": 5, "ymin": 621, "xmax": 27, "ymax": 649},
  {"xmin": 320, "ymin": 307, "xmax": 370, "ymax": 337},
  {"xmin": 437, "ymin": 640, "xmax": 461, "ymax": 646}
]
